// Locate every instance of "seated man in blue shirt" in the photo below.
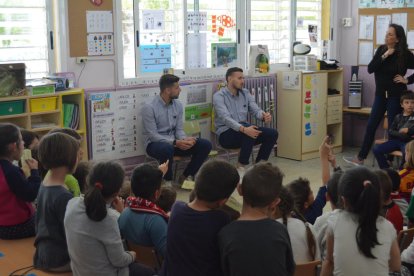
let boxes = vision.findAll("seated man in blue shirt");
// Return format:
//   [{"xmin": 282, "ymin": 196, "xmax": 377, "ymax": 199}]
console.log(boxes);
[
  {"xmin": 213, "ymin": 67, "xmax": 278, "ymax": 172},
  {"xmin": 142, "ymin": 74, "xmax": 212, "ymax": 186}
]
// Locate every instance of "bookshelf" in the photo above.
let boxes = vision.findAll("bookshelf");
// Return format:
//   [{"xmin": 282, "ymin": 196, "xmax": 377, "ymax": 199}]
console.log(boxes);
[{"xmin": 0, "ymin": 88, "xmax": 88, "ymax": 160}]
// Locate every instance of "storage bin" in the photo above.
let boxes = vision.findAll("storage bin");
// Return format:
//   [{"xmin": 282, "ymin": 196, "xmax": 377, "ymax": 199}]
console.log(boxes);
[
  {"xmin": 293, "ymin": 55, "xmax": 317, "ymax": 71},
  {"xmin": 30, "ymin": 97, "xmax": 57, "ymax": 112},
  {"xmin": 0, "ymin": 100, "xmax": 25, "ymax": 116}
]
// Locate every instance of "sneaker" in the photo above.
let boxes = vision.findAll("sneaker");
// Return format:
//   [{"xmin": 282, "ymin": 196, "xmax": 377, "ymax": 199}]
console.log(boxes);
[
  {"xmin": 343, "ymin": 156, "xmax": 364, "ymax": 166},
  {"xmin": 181, "ymin": 176, "xmax": 195, "ymax": 190},
  {"xmin": 237, "ymin": 166, "xmax": 246, "ymax": 180}
]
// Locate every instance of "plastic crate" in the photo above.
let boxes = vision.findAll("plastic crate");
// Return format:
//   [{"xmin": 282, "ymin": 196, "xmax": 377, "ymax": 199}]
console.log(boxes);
[
  {"xmin": 0, "ymin": 100, "xmax": 25, "ymax": 116},
  {"xmin": 30, "ymin": 97, "xmax": 57, "ymax": 113}
]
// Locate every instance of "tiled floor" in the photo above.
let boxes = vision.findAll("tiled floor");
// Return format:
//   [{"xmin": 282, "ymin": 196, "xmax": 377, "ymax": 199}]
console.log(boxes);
[{"xmin": 176, "ymin": 146, "xmax": 374, "ymax": 209}]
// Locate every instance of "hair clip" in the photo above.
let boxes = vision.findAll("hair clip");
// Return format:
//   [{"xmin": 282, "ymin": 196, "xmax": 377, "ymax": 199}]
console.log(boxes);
[
  {"xmin": 95, "ymin": 182, "xmax": 103, "ymax": 190},
  {"xmin": 363, "ymin": 180, "xmax": 371, "ymax": 188}
]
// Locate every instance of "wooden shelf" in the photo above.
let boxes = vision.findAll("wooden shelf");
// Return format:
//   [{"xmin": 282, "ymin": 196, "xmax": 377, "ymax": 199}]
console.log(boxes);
[
  {"xmin": 0, "ymin": 113, "xmax": 28, "ymax": 120},
  {"xmin": 31, "ymin": 126, "xmax": 59, "ymax": 132},
  {"xmin": 0, "ymin": 95, "xmax": 27, "ymax": 102},
  {"xmin": 30, "ymin": 109, "xmax": 60, "ymax": 116}
]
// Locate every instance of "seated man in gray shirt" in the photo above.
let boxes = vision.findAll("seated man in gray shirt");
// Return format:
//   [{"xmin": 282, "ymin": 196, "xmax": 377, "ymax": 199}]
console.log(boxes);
[
  {"xmin": 142, "ymin": 74, "xmax": 212, "ymax": 186},
  {"xmin": 213, "ymin": 67, "xmax": 278, "ymax": 173}
]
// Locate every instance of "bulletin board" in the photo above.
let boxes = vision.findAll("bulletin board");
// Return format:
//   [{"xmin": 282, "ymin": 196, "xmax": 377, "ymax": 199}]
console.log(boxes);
[
  {"xmin": 68, "ymin": 0, "xmax": 114, "ymax": 57},
  {"xmin": 358, "ymin": 2, "xmax": 414, "ymax": 65}
]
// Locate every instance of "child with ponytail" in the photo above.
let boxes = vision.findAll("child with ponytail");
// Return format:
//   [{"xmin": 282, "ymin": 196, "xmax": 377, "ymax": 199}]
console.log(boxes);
[
  {"xmin": 274, "ymin": 186, "xmax": 319, "ymax": 263},
  {"xmin": 321, "ymin": 167, "xmax": 401, "ymax": 276},
  {"xmin": 64, "ymin": 161, "xmax": 154, "ymax": 276}
]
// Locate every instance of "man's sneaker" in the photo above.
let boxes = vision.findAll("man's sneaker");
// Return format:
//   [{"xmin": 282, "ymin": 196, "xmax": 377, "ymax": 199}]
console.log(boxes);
[
  {"xmin": 181, "ymin": 176, "xmax": 195, "ymax": 190},
  {"xmin": 236, "ymin": 166, "xmax": 246, "ymax": 180},
  {"xmin": 343, "ymin": 156, "xmax": 364, "ymax": 166}
]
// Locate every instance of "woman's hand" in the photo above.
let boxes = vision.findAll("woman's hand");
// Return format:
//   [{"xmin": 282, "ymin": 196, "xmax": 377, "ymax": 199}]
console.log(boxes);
[
  {"xmin": 383, "ymin": 48, "xmax": 395, "ymax": 59},
  {"xmin": 394, "ymin": 74, "xmax": 408, "ymax": 84}
]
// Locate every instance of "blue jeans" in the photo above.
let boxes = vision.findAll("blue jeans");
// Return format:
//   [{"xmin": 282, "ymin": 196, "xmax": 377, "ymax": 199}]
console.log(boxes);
[
  {"xmin": 373, "ymin": 139, "xmax": 406, "ymax": 169},
  {"xmin": 146, "ymin": 138, "xmax": 212, "ymax": 181},
  {"xmin": 219, "ymin": 123, "xmax": 278, "ymax": 165},
  {"xmin": 358, "ymin": 95, "xmax": 402, "ymax": 159}
]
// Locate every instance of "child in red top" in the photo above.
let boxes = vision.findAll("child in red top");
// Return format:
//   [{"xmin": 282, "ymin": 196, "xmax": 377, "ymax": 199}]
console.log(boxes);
[
  {"xmin": 0, "ymin": 124, "xmax": 40, "ymax": 239},
  {"xmin": 400, "ymin": 140, "xmax": 414, "ymax": 202},
  {"xmin": 377, "ymin": 170, "xmax": 403, "ymax": 233}
]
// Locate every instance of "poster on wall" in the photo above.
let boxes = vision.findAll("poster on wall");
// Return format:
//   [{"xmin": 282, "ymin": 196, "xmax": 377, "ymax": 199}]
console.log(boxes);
[
  {"xmin": 376, "ymin": 0, "xmax": 404, "ymax": 8},
  {"xmin": 359, "ymin": 0, "xmax": 377, "ymax": 8},
  {"xmin": 87, "ymin": 33, "xmax": 114, "ymax": 56},
  {"xmin": 187, "ymin": 33, "xmax": 207, "ymax": 69},
  {"xmin": 140, "ymin": 44, "xmax": 171, "ymax": 73},
  {"xmin": 408, "ymin": 0, "xmax": 414, "ymax": 8},
  {"xmin": 185, "ymin": 104, "xmax": 212, "ymax": 121},
  {"xmin": 376, "ymin": 15, "xmax": 391, "ymax": 45},
  {"xmin": 308, "ymin": 25, "xmax": 318, "ymax": 47},
  {"xmin": 142, "ymin": 10, "xmax": 164, "ymax": 30},
  {"xmin": 90, "ymin": 89, "xmax": 158, "ymax": 160},
  {"xmin": 211, "ymin": 43, "xmax": 237, "ymax": 68},
  {"xmin": 187, "ymin": 11, "xmax": 207, "ymax": 31},
  {"xmin": 248, "ymin": 45, "xmax": 270, "ymax": 75}
]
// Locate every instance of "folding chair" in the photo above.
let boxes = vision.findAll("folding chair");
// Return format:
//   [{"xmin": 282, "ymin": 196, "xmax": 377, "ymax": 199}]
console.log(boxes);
[
  {"xmin": 126, "ymin": 240, "xmax": 163, "ymax": 272},
  {"xmin": 371, "ymin": 117, "xmax": 403, "ymax": 168},
  {"xmin": 398, "ymin": 228, "xmax": 414, "ymax": 252},
  {"xmin": 294, "ymin": 260, "xmax": 322, "ymax": 276}
]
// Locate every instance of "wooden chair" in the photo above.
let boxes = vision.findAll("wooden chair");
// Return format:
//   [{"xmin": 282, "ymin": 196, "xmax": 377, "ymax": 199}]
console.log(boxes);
[
  {"xmin": 294, "ymin": 260, "xmax": 322, "ymax": 276},
  {"xmin": 126, "ymin": 241, "xmax": 163, "ymax": 272},
  {"xmin": 371, "ymin": 117, "xmax": 403, "ymax": 168},
  {"xmin": 398, "ymin": 228, "xmax": 414, "ymax": 252}
]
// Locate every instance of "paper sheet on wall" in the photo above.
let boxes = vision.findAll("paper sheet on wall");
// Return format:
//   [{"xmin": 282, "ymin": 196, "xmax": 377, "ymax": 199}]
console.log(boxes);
[
  {"xmin": 140, "ymin": 44, "xmax": 171, "ymax": 73},
  {"xmin": 187, "ymin": 12, "xmax": 207, "ymax": 31},
  {"xmin": 407, "ymin": 31, "xmax": 414, "ymax": 49},
  {"xmin": 376, "ymin": 15, "xmax": 391, "ymax": 45},
  {"xmin": 358, "ymin": 41, "xmax": 373, "ymax": 65},
  {"xmin": 392, "ymin": 13, "xmax": 407, "ymax": 34},
  {"xmin": 359, "ymin": 15, "xmax": 374, "ymax": 40},
  {"xmin": 376, "ymin": 0, "xmax": 404, "ymax": 8},
  {"xmin": 142, "ymin": 10, "xmax": 164, "ymax": 30},
  {"xmin": 282, "ymin": 71, "xmax": 300, "ymax": 90},
  {"xmin": 86, "ymin": 11, "xmax": 113, "ymax": 33},
  {"xmin": 408, "ymin": 0, "xmax": 414, "ymax": 8},
  {"xmin": 87, "ymin": 33, "xmax": 114, "ymax": 56},
  {"xmin": 187, "ymin": 33, "xmax": 207, "ymax": 69},
  {"xmin": 359, "ymin": 0, "xmax": 376, "ymax": 8}
]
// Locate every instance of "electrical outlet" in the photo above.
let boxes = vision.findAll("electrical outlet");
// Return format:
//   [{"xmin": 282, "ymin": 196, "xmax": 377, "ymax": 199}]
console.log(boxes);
[
  {"xmin": 342, "ymin": 18, "xmax": 353, "ymax": 27},
  {"xmin": 76, "ymin": 57, "xmax": 88, "ymax": 64}
]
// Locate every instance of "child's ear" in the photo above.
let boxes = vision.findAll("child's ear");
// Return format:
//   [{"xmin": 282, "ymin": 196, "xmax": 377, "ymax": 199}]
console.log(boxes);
[
  {"xmin": 155, "ymin": 188, "xmax": 161, "ymax": 200},
  {"xmin": 270, "ymin": 197, "xmax": 281, "ymax": 209},
  {"xmin": 304, "ymin": 201, "xmax": 309, "ymax": 209},
  {"xmin": 237, "ymin": 183, "xmax": 243, "ymax": 196},
  {"xmin": 217, "ymin": 198, "xmax": 228, "ymax": 207}
]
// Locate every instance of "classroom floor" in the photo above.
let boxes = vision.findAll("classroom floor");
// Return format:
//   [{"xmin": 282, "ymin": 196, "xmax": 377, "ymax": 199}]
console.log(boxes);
[{"xmin": 175, "ymin": 146, "xmax": 366, "ymax": 204}]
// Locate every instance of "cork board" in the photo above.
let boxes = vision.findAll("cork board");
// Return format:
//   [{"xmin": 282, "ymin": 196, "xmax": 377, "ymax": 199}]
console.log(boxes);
[
  {"xmin": 68, "ymin": 0, "xmax": 114, "ymax": 57},
  {"xmin": 359, "ymin": 7, "xmax": 414, "ymax": 49}
]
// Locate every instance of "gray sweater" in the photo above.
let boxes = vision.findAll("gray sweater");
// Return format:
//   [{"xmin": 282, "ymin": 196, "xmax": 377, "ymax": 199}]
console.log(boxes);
[{"xmin": 64, "ymin": 197, "xmax": 134, "ymax": 276}]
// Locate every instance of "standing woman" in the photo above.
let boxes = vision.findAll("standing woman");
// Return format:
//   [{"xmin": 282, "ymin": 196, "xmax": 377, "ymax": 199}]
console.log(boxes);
[{"xmin": 344, "ymin": 24, "xmax": 414, "ymax": 165}]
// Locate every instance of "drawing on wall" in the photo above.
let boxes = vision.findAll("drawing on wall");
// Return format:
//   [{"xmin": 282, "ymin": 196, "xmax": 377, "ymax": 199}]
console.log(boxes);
[
  {"xmin": 212, "ymin": 14, "xmax": 236, "ymax": 37},
  {"xmin": 142, "ymin": 10, "xmax": 164, "ymax": 30},
  {"xmin": 211, "ymin": 43, "xmax": 237, "ymax": 68}
]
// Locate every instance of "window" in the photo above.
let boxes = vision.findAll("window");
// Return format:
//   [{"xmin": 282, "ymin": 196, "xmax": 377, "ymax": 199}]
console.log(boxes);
[
  {"xmin": 295, "ymin": 0, "xmax": 322, "ymax": 58},
  {"xmin": 186, "ymin": 0, "xmax": 238, "ymax": 69},
  {"xmin": 0, "ymin": 0, "xmax": 53, "ymax": 79},
  {"xmin": 120, "ymin": 0, "xmax": 184, "ymax": 79},
  {"xmin": 249, "ymin": 0, "xmax": 291, "ymax": 64}
]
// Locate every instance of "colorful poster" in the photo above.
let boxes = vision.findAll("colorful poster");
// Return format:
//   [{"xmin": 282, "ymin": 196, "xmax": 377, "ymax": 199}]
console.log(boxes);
[
  {"xmin": 140, "ymin": 44, "xmax": 171, "ymax": 73},
  {"xmin": 185, "ymin": 104, "xmax": 212, "ymax": 121},
  {"xmin": 87, "ymin": 33, "xmax": 114, "ymax": 56},
  {"xmin": 211, "ymin": 42, "xmax": 237, "ymax": 68}
]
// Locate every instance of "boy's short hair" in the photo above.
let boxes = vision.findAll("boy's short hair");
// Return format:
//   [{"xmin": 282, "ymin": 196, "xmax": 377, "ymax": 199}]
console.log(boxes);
[
  {"xmin": 194, "ymin": 160, "xmax": 239, "ymax": 202},
  {"xmin": 384, "ymin": 168, "xmax": 401, "ymax": 192},
  {"xmin": 38, "ymin": 132, "xmax": 80, "ymax": 171},
  {"xmin": 156, "ymin": 186, "xmax": 177, "ymax": 213},
  {"xmin": 130, "ymin": 164, "xmax": 163, "ymax": 200},
  {"xmin": 327, "ymin": 171, "xmax": 343, "ymax": 207},
  {"xmin": 159, "ymin": 74, "xmax": 180, "ymax": 92},
  {"xmin": 20, "ymin": 129, "xmax": 39, "ymax": 149},
  {"xmin": 49, "ymin": 127, "xmax": 82, "ymax": 141},
  {"xmin": 375, "ymin": 169, "xmax": 392, "ymax": 201},
  {"xmin": 400, "ymin": 91, "xmax": 414, "ymax": 103},
  {"xmin": 242, "ymin": 162, "xmax": 284, "ymax": 208},
  {"xmin": 225, "ymin": 67, "xmax": 243, "ymax": 82}
]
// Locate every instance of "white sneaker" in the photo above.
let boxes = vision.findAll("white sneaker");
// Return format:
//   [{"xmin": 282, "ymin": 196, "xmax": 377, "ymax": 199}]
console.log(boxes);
[
  {"xmin": 237, "ymin": 166, "xmax": 246, "ymax": 180},
  {"xmin": 181, "ymin": 176, "xmax": 195, "ymax": 190},
  {"xmin": 343, "ymin": 156, "xmax": 364, "ymax": 166}
]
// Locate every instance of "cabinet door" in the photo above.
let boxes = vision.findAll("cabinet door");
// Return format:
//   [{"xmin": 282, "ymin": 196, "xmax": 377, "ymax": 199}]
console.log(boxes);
[{"xmin": 302, "ymin": 73, "xmax": 327, "ymax": 153}]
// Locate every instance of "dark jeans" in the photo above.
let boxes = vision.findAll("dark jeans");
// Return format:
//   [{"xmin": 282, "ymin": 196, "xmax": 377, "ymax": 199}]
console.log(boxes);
[
  {"xmin": 373, "ymin": 139, "xmax": 406, "ymax": 169},
  {"xmin": 358, "ymin": 95, "xmax": 402, "ymax": 160},
  {"xmin": 129, "ymin": 262, "xmax": 155, "ymax": 276},
  {"xmin": 146, "ymin": 138, "xmax": 212, "ymax": 181},
  {"xmin": 219, "ymin": 123, "xmax": 278, "ymax": 165}
]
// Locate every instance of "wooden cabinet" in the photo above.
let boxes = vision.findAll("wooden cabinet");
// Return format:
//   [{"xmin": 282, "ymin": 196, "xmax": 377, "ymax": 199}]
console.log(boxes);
[
  {"xmin": 276, "ymin": 69, "xmax": 343, "ymax": 160},
  {"xmin": 0, "ymin": 88, "xmax": 88, "ymax": 160}
]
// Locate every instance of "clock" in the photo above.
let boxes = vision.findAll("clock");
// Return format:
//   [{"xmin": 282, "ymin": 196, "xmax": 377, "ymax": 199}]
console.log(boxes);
[{"xmin": 90, "ymin": 0, "xmax": 103, "ymax": 6}]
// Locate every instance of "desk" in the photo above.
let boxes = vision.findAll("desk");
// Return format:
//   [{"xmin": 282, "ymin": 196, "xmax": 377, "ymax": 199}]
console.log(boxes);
[
  {"xmin": 0, "ymin": 237, "xmax": 72, "ymax": 276},
  {"xmin": 343, "ymin": 107, "xmax": 372, "ymax": 115}
]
